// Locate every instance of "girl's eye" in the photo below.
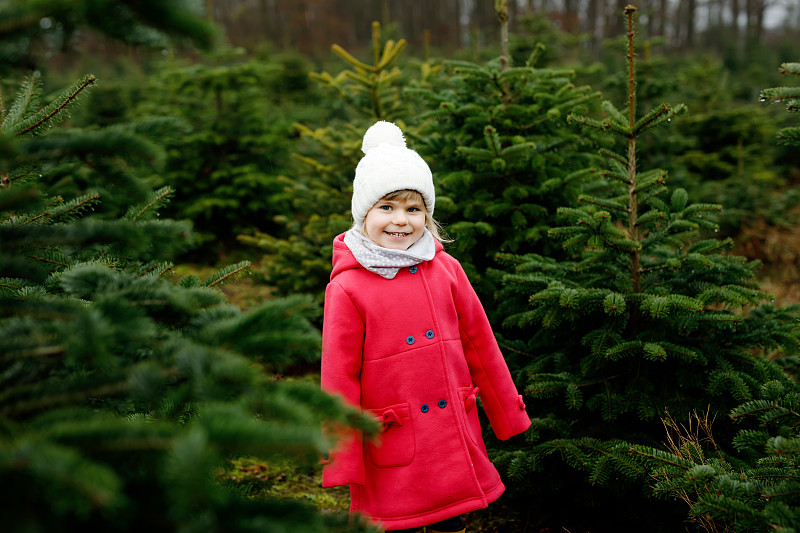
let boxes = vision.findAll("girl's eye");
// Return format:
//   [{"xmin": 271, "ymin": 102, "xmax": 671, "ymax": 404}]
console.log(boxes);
[
  {"xmin": 379, "ymin": 205, "xmax": 392, "ymax": 211},
  {"xmin": 407, "ymin": 207, "xmax": 420, "ymax": 212}
]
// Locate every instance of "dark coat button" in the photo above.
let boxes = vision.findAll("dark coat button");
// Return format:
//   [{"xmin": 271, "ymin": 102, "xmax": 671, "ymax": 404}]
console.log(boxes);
[
  {"xmin": 438, "ymin": 400, "xmax": 447, "ymax": 409},
  {"xmin": 426, "ymin": 330, "xmax": 435, "ymax": 339},
  {"xmin": 421, "ymin": 404, "xmax": 429, "ymax": 413},
  {"xmin": 409, "ymin": 265, "xmax": 417, "ymax": 273},
  {"xmin": 406, "ymin": 336, "xmax": 415, "ymax": 345}
]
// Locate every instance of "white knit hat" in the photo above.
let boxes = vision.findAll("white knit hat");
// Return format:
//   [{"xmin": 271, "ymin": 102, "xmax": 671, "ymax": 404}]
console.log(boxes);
[{"xmin": 351, "ymin": 121, "xmax": 435, "ymax": 229}]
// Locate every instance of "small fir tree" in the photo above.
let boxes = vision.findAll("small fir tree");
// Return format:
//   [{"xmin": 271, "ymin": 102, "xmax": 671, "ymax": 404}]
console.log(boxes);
[
  {"xmin": 131, "ymin": 49, "xmax": 310, "ymax": 259},
  {"xmin": 490, "ymin": 7, "xmax": 800, "ymax": 531},
  {"xmin": 241, "ymin": 22, "xmax": 417, "ymax": 315},
  {"xmin": 625, "ymin": 60, "xmax": 800, "ymax": 533},
  {"xmin": 407, "ymin": 20, "xmax": 602, "ymax": 303}
]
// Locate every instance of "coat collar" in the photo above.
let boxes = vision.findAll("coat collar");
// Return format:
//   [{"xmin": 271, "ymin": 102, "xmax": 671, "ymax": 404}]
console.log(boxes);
[{"xmin": 330, "ymin": 232, "xmax": 443, "ymax": 281}]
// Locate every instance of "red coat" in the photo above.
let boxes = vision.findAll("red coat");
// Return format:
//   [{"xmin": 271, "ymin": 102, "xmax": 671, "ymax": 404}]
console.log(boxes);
[{"xmin": 321, "ymin": 233, "xmax": 531, "ymax": 531}]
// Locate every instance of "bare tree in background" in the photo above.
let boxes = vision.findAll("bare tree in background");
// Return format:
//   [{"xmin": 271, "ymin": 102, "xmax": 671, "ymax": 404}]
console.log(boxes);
[
  {"xmin": 201, "ymin": 0, "xmax": 795, "ymax": 61},
  {"xmin": 746, "ymin": 0, "xmax": 767, "ymax": 44}
]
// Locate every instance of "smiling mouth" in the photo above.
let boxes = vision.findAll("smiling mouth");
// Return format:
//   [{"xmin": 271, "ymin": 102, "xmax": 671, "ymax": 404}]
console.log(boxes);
[{"xmin": 385, "ymin": 232, "xmax": 410, "ymax": 237}]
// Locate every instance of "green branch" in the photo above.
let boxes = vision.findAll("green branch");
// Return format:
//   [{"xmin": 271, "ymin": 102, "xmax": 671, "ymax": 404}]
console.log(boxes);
[{"xmin": 16, "ymin": 75, "xmax": 97, "ymax": 137}]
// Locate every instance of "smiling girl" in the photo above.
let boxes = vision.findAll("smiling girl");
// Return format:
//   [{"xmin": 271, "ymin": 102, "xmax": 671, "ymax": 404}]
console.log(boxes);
[{"xmin": 321, "ymin": 121, "xmax": 530, "ymax": 533}]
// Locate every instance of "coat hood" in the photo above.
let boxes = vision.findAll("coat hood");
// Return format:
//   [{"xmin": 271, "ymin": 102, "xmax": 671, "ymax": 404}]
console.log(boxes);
[{"xmin": 330, "ymin": 232, "xmax": 443, "ymax": 281}]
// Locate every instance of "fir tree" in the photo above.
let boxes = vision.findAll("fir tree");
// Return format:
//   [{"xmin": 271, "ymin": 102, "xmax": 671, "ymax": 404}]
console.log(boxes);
[
  {"xmin": 490, "ymin": 7, "xmax": 800, "ymax": 531},
  {"xmin": 629, "ymin": 378, "xmax": 800, "ymax": 532},
  {"xmin": 407, "ymin": 29, "xmax": 602, "ymax": 302},
  {"xmin": 0, "ymin": 3, "xmax": 377, "ymax": 531},
  {"xmin": 624, "ymin": 60, "xmax": 800, "ymax": 533},
  {"xmin": 131, "ymin": 49, "xmax": 310, "ymax": 259},
  {"xmin": 241, "ymin": 22, "xmax": 417, "ymax": 315}
]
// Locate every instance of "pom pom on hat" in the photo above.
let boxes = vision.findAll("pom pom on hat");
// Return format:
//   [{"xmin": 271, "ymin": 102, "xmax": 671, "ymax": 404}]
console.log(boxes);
[
  {"xmin": 351, "ymin": 121, "xmax": 435, "ymax": 229},
  {"xmin": 361, "ymin": 120, "xmax": 406, "ymax": 154}
]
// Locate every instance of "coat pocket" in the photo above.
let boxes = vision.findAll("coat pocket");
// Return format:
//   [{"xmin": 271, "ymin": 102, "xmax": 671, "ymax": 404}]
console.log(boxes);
[
  {"xmin": 458, "ymin": 386, "xmax": 483, "ymax": 447},
  {"xmin": 366, "ymin": 402, "xmax": 415, "ymax": 468}
]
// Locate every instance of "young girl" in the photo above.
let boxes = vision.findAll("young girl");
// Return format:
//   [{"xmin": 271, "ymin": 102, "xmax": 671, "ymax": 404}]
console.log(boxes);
[{"xmin": 321, "ymin": 121, "xmax": 531, "ymax": 533}]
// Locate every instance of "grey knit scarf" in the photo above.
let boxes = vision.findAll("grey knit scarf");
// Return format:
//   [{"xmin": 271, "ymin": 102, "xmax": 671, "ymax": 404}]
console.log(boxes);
[{"xmin": 343, "ymin": 227, "xmax": 436, "ymax": 279}]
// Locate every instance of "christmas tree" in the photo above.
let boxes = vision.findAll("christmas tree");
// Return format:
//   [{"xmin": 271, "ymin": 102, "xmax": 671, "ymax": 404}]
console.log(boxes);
[
  {"xmin": 407, "ymin": 15, "xmax": 602, "ymax": 302},
  {"xmin": 490, "ymin": 7, "xmax": 800, "ymax": 531},
  {"xmin": 625, "ymin": 60, "xmax": 800, "ymax": 533},
  {"xmin": 0, "ymin": 2, "xmax": 376, "ymax": 531},
  {"xmin": 241, "ymin": 22, "xmax": 415, "ymax": 317}
]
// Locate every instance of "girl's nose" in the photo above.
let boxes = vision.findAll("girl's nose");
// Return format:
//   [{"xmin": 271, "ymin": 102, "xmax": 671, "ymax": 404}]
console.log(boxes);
[{"xmin": 392, "ymin": 211, "xmax": 408, "ymax": 224}]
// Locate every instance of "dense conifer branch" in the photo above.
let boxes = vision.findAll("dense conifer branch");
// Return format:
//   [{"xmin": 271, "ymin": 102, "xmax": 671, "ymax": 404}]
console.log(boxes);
[
  {"xmin": 126, "ymin": 186, "xmax": 173, "ymax": 222},
  {"xmin": 1, "ymin": 379, "xmax": 131, "ymax": 417},
  {"xmin": 203, "ymin": 261, "xmax": 251, "ymax": 288},
  {"xmin": 49, "ymin": 193, "xmax": 101, "ymax": 221},
  {"xmin": 136, "ymin": 262, "xmax": 174, "ymax": 279},
  {"xmin": 13, "ymin": 75, "xmax": 96, "ymax": 137},
  {"xmin": 1, "ymin": 71, "xmax": 40, "ymax": 133},
  {"xmin": 26, "ymin": 253, "xmax": 70, "ymax": 267}
]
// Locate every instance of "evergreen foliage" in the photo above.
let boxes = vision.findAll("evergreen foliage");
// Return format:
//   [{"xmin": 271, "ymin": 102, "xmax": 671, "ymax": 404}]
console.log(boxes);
[
  {"xmin": 576, "ymin": 30, "xmax": 800, "ymax": 237},
  {"xmin": 645, "ymin": 59, "xmax": 798, "ymax": 234},
  {"xmin": 762, "ymin": 62, "xmax": 800, "ymax": 147},
  {"xmin": 622, "ymin": 59, "xmax": 800, "ymax": 533},
  {"xmin": 489, "ymin": 8, "xmax": 800, "ymax": 530},
  {"xmin": 129, "ymin": 49, "xmax": 315, "ymax": 258},
  {"xmin": 407, "ymin": 37, "xmax": 603, "ymax": 300},
  {"xmin": 0, "ymin": 67, "xmax": 376, "ymax": 533},
  {"xmin": 312, "ymin": 21, "xmax": 408, "ymax": 120},
  {"xmin": 0, "ymin": 0, "xmax": 217, "ymax": 72},
  {"xmin": 0, "ymin": 3, "xmax": 377, "ymax": 531},
  {"xmin": 242, "ymin": 22, "xmax": 416, "ymax": 314},
  {"xmin": 628, "ymin": 379, "xmax": 800, "ymax": 532}
]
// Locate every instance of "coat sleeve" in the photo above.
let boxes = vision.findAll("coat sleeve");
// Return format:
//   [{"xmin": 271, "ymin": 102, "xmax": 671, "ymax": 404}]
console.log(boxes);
[
  {"xmin": 320, "ymin": 280, "xmax": 367, "ymax": 487},
  {"xmin": 453, "ymin": 262, "xmax": 531, "ymax": 440}
]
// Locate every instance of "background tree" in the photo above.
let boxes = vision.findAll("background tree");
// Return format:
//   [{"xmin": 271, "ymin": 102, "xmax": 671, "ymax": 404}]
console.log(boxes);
[
  {"xmin": 241, "ymin": 22, "xmax": 415, "ymax": 317},
  {"xmin": 0, "ymin": 0, "xmax": 217, "ymax": 72},
  {"xmin": 195, "ymin": 0, "xmax": 799, "ymax": 63},
  {"xmin": 130, "ymin": 48, "xmax": 316, "ymax": 260},
  {"xmin": 408, "ymin": 35, "xmax": 602, "ymax": 303},
  {"xmin": 487, "ymin": 7, "xmax": 800, "ymax": 531}
]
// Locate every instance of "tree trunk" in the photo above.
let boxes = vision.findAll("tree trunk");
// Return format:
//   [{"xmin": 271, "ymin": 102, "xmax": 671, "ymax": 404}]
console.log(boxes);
[
  {"xmin": 745, "ymin": 0, "xmax": 765, "ymax": 46},
  {"xmin": 508, "ymin": 0, "xmax": 518, "ymax": 33},
  {"xmin": 453, "ymin": 0, "xmax": 462, "ymax": 49},
  {"xmin": 606, "ymin": 0, "xmax": 625, "ymax": 39},
  {"xmin": 587, "ymin": 0, "xmax": 600, "ymax": 55},
  {"xmin": 563, "ymin": 0, "xmax": 579, "ymax": 34},
  {"xmin": 657, "ymin": 0, "xmax": 667, "ymax": 37},
  {"xmin": 746, "ymin": 0, "xmax": 754, "ymax": 38},
  {"xmin": 639, "ymin": 0, "xmax": 654, "ymax": 37},
  {"xmin": 752, "ymin": 0, "xmax": 765, "ymax": 44}
]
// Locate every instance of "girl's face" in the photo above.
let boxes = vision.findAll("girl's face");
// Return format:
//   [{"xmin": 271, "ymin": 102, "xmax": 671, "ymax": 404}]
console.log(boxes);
[{"xmin": 364, "ymin": 195, "xmax": 427, "ymax": 250}]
